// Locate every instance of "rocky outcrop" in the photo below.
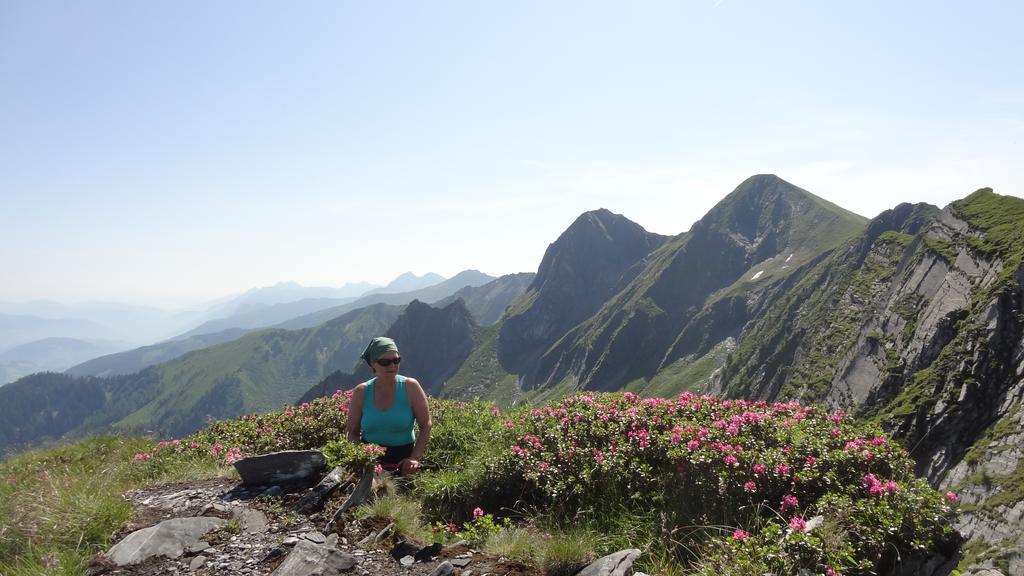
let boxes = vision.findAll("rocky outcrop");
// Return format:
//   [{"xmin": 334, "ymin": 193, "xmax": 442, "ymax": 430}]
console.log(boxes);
[
  {"xmin": 96, "ymin": 474, "xmax": 644, "ymax": 576},
  {"xmin": 715, "ymin": 189, "xmax": 1024, "ymax": 573}
]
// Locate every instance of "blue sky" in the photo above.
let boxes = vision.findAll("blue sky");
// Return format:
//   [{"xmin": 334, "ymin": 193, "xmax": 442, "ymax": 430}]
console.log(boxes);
[{"xmin": 1, "ymin": 1, "xmax": 1021, "ymax": 307}]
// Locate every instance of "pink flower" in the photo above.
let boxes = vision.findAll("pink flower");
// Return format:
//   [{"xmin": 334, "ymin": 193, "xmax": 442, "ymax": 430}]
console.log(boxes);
[
  {"xmin": 830, "ymin": 409, "xmax": 846, "ymax": 424},
  {"xmin": 491, "ymin": 405, "xmax": 500, "ymax": 417},
  {"xmin": 805, "ymin": 456, "xmax": 816, "ymax": 467},
  {"xmin": 752, "ymin": 463, "xmax": 767, "ymax": 475},
  {"xmin": 473, "ymin": 507, "xmax": 484, "ymax": 519},
  {"xmin": 724, "ymin": 455, "xmax": 739, "ymax": 467},
  {"xmin": 826, "ymin": 567, "xmax": 841, "ymax": 576},
  {"xmin": 374, "ymin": 464, "xmax": 384, "ymax": 475},
  {"xmin": 789, "ymin": 516, "xmax": 807, "ymax": 532},
  {"xmin": 732, "ymin": 528, "xmax": 749, "ymax": 541},
  {"xmin": 687, "ymin": 439, "xmax": 701, "ymax": 451},
  {"xmin": 945, "ymin": 491, "xmax": 959, "ymax": 503},
  {"xmin": 781, "ymin": 494, "xmax": 799, "ymax": 511},
  {"xmin": 743, "ymin": 480, "xmax": 757, "ymax": 492},
  {"xmin": 133, "ymin": 452, "xmax": 151, "ymax": 462},
  {"xmin": 775, "ymin": 463, "xmax": 791, "ymax": 476}
]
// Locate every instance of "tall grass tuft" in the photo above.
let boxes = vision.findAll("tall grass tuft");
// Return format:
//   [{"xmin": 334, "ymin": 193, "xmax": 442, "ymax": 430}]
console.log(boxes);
[
  {"xmin": 354, "ymin": 494, "xmax": 429, "ymax": 542},
  {"xmin": 0, "ymin": 435, "xmax": 224, "ymax": 575}
]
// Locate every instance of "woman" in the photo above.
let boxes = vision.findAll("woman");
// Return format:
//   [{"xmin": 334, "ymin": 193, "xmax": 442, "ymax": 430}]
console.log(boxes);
[{"xmin": 346, "ymin": 336, "xmax": 432, "ymax": 475}]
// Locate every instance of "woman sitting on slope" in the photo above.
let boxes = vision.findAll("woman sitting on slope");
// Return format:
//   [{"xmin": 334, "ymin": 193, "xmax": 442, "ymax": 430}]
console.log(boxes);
[{"xmin": 346, "ymin": 336, "xmax": 432, "ymax": 475}]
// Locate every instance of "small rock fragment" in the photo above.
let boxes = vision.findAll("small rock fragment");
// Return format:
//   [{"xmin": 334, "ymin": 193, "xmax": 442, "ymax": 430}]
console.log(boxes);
[{"xmin": 430, "ymin": 560, "xmax": 455, "ymax": 576}]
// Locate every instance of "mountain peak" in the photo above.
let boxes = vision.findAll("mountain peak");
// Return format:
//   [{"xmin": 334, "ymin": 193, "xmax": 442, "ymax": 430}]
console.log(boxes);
[{"xmin": 700, "ymin": 174, "xmax": 867, "ymax": 248}]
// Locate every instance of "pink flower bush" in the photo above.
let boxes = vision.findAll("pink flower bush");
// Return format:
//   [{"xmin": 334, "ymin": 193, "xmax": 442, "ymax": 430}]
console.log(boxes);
[
  {"xmin": 789, "ymin": 516, "xmax": 807, "ymax": 532},
  {"xmin": 732, "ymin": 528, "xmax": 749, "ymax": 541},
  {"xmin": 481, "ymin": 391, "xmax": 955, "ymax": 575}
]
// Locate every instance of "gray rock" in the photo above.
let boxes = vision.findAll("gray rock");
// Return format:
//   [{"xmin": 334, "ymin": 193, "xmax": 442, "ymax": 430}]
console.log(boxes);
[
  {"xmin": 271, "ymin": 539, "xmax": 357, "ymax": 575},
  {"xmin": 186, "ymin": 541, "xmax": 211, "ymax": 554},
  {"xmin": 303, "ymin": 531, "xmax": 327, "ymax": 544},
  {"xmin": 451, "ymin": 557, "xmax": 472, "ymax": 568},
  {"xmin": 576, "ymin": 549, "xmax": 641, "ymax": 576},
  {"xmin": 233, "ymin": 450, "xmax": 328, "ymax": 487},
  {"xmin": 430, "ymin": 561, "xmax": 455, "ymax": 576},
  {"xmin": 105, "ymin": 517, "xmax": 226, "ymax": 566},
  {"xmin": 189, "ymin": 554, "xmax": 208, "ymax": 571},
  {"xmin": 233, "ymin": 507, "xmax": 270, "ymax": 534},
  {"xmin": 400, "ymin": 555, "xmax": 415, "ymax": 566}
]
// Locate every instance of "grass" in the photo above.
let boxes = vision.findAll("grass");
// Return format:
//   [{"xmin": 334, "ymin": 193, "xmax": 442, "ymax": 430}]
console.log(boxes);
[
  {"xmin": 442, "ymin": 324, "xmax": 522, "ymax": 407},
  {"xmin": 354, "ymin": 494, "xmax": 430, "ymax": 542},
  {"xmin": 0, "ymin": 435, "xmax": 225, "ymax": 575},
  {"xmin": 640, "ymin": 342, "xmax": 730, "ymax": 398}
]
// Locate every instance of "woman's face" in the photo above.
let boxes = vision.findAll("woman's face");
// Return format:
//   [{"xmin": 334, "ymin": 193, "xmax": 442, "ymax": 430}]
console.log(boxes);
[{"xmin": 373, "ymin": 350, "xmax": 401, "ymax": 376}]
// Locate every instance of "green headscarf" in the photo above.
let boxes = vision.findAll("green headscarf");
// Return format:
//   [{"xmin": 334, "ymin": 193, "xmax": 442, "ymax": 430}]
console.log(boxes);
[{"xmin": 360, "ymin": 336, "xmax": 399, "ymax": 365}]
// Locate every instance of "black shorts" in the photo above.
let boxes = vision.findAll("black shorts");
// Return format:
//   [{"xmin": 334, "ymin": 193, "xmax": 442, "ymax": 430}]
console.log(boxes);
[{"xmin": 378, "ymin": 443, "xmax": 414, "ymax": 467}]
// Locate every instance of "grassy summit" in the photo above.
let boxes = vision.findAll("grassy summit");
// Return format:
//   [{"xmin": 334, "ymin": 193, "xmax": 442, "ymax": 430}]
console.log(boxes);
[{"xmin": 2, "ymin": 391, "xmax": 959, "ymax": 575}]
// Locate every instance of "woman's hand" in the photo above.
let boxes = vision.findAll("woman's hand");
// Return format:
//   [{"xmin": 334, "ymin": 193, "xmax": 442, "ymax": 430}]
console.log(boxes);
[{"xmin": 399, "ymin": 458, "xmax": 422, "ymax": 476}]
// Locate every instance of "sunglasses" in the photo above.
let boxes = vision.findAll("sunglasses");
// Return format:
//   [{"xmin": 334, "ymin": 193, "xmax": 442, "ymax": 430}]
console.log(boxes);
[{"xmin": 375, "ymin": 357, "xmax": 402, "ymax": 367}]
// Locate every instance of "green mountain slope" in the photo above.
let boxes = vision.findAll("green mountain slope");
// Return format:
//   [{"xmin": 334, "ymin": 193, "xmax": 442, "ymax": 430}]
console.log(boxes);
[
  {"xmin": 66, "ymin": 328, "xmax": 250, "ymax": 377},
  {"xmin": 0, "ymin": 303, "xmax": 403, "ymax": 447},
  {"xmin": 507, "ymin": 174, "xmax": 868, "ymax": 393}
]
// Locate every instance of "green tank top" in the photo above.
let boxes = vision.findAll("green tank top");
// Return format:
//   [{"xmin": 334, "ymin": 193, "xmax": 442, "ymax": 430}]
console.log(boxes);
[{"xmin": 360, "ymin": 375, "xmax": 416, "ymax": 446}]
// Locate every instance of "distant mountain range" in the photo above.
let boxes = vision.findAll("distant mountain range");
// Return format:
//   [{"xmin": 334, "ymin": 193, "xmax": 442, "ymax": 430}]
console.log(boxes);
[
  {"xmin": 65, "ymin": 270, "xmax": 512, "ymax": 378},
  {"xmin": 3, "ymin": 174, "xmax": 1023, "ymax": 571},
  {"xmin": 0, "ymin": 337, "xmax": 127, "ymax": 385},
  {"xmin": 276, "ymin": 270, "xmax": 497, "ymax": 330}
]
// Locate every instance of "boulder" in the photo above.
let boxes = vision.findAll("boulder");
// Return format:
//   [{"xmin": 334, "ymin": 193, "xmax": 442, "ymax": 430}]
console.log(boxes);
[
  {"xmin": 576, "ymin": 549, "xmax": 641, "ymax": 576},
  {"xmin": 271, "ymin": 539, "xmax": 357, "ymax": 575},
  {"xmin": 233, "ymin": 450, "xmax": 328, "ymax": 486},
  {"xmin": 105, "ymin": 517, "xmax": 226, "ymax": 566}
]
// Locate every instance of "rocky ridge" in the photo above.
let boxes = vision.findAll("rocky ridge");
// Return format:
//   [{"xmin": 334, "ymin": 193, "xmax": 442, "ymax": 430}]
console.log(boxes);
[{"xmin": 91, "ymin": 452, "xmax": 644, "ymax": 576}]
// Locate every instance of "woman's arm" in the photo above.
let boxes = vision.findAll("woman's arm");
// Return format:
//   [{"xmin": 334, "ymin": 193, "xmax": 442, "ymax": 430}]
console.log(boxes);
[
  {"xmin": 403, "ymin": 377, "xmax": 432, "ymax": 472},
  {"xmin": 346, "ymin": 384, "xmax": 367, "ymax": 444}
]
